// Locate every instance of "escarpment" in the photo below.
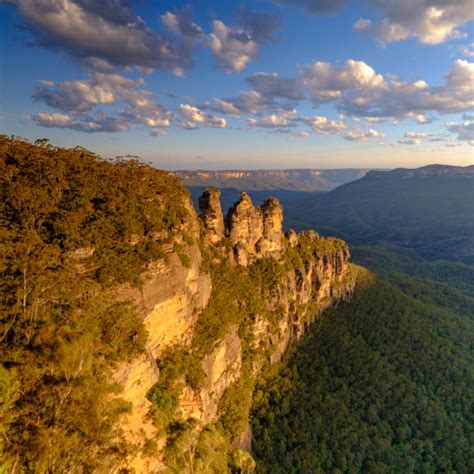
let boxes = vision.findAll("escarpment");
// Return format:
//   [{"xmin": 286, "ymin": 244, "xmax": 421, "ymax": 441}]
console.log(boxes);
[
  {"xmin": 117, "ymin": 187, "xmax": 357, "ymax": 472},
  {"xmin": 0, "ymin": 137, "xmax": 358, "ymax": 473}
]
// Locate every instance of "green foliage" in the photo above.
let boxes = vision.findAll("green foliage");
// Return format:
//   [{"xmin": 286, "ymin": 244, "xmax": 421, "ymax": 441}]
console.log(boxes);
[
  {"xmin": 252, "ymin": 274, "xmax": 474, "ymax": 473},
  {"xmin": 219, "ymin": 375, "xmax": 255, "ymax": 440},
  {"xmin": 193, "ymin": 425, "xmax": 231, "ymax": 473},
  {"xmin": 230, "ymin": 449, "xmax": 257, "ymax": 473},
  {"xmin": 192, "ymin": 261, "xmax": 273, "ymax": 355},
  {"xmin": 352, "ymin": 242, "xmax": 474, "ymax": 297},
  {"xmin": 0, "ymin": 136, "xmax": 193, "ymax": 471},
  {"xmin": 146, "ymin": 346, "xmax": 205, "ymax": 434}
]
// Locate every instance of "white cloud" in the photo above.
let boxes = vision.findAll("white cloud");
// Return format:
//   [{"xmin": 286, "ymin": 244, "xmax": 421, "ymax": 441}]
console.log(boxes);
[
  {"xmin": 11, "ymin": 0, "xmax": 195, "ymax": 73},
  {"xmin": 28, "ymin": 112, "xmax": 74, "ymax": 127},
  {"xmin": 298, "ymin": 59, "xmax": 384, "ymax": 102},
  {"xmin": 28, "ymin": 111, "xmax": 130, "ymax": 132},
  {"xmin": 33, "ymin": 72, "xmax": 173, "ymax": 133},
  {"xmin": 178, "ymin": 104, "xmax": 227, "ymax": 129},
  {"xmin": 33, "ymin": 73, "xmax": 145, "ymax": 113},
  {"xmin": 329, "ymin": 59, "xmax": 474, "ymax": 119},
  {"xmin": 404, "ymin": 131, "xmax": 428, "ymax": 139},
  {"xmin": 344, "ymin": 128, "xmax": 385, "ymax": 142},
  {"xmin": 209, "ymin": 20, "xmax": 258, "ymax": 72},
  {"xmin": 354, "ymin": 0, "xmax": 474, "ymax": 45},
  {"xmin": 302, "ymin": 115, "xmax": 347, "ymax": 134},
  {"xmin": 415, "ymin": 114, "xmax": 431, "ymax": 124},
  {"xmin": 353, "ymin": 18, "xmax": 372, "ymax": 33},
  {"xmin": 247, "ymin": 110, "xmax": 297, "ymax": 129},
  {"xmin": 205, "ymin": 90, "xmax": 272, "ymax": 116},
  {"xmin": 246, "ymin": 72, "xmax": 303, "ymax": 101},
  {"xmin": 398, "ymin": 137, "xmax": 421, "ymax": 145},
  {"xmin": 208, "ymin": 9, "xmax": 279, "ymax": 73}
]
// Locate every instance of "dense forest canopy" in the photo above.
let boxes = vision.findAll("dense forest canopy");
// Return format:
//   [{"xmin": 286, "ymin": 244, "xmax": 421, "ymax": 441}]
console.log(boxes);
[{"xmin": 252, "ymin": 271, "xmax": 474, "ymax": 473}]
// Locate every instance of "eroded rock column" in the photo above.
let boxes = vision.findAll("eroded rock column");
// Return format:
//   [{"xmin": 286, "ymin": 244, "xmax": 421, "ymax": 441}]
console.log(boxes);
[{"xmin": 199, "ymin": 188, "xmax": 225, "ymax": 244}]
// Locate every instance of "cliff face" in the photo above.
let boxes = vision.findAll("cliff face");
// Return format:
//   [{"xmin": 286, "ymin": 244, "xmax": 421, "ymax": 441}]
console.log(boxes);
[
  {"xmin": 0, "ymin": 138, "xmax": 359, "ymax": 474},
  {"xmin": 116, "ymin": 188, "xmax": 357, "ymax": 472}
]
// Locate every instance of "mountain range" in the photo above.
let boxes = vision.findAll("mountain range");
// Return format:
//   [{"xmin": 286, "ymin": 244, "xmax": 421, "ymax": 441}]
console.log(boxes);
[{"xmin": 174, "ymin": 168, "xmax": 372, "ymax": 192}]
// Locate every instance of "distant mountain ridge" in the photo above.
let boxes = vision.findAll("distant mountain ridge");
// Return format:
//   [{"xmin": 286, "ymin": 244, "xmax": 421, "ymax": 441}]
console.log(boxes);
[
  {"xmin": 366, "ymin": 164, "xmax": 474, "ymax": 180},
  {"xmin": 174, "ymin": 168, "xmax": 372, "ymax": 192},
  {"xmin": 281, "ymin": 163, "xmax": 474, "ymax": 263}
]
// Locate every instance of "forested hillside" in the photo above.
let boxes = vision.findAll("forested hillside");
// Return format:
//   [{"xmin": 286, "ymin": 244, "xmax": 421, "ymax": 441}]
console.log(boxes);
[
  {"xmin": 0, "ymin": 136, "xmax": 191, "ymax": 471},
  {"xmin": 252, "ymin": 271, "xmax": 474, "ymax": 473}
]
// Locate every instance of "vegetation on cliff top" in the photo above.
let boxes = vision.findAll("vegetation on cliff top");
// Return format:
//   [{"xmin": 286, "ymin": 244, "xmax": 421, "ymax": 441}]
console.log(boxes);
[{"xmin": 0, "ymin": 136, "xmax": 191, "ymax": 472}]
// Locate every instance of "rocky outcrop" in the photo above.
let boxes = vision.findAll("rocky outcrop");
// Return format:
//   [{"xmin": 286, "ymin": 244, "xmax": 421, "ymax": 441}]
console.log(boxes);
[
  {"xmin": 200, "ymin": 190, "xmax": 286, "ymax": 266},
  {"xmin": 259, "ymin": 198, "xmax": 284, "ymax": 255},
  {"xmin": 115, "ymin": 187, "xmax": 356, "ymax": 473},
  {"xmin": 199, "ymin": 188, "xmax": 225, "ymax": 244}
]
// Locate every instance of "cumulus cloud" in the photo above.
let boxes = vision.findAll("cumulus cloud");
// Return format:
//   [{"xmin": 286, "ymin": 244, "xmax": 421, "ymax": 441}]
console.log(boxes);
[
  {"xmin": 353, "ymin": 18, "xmax": 372, "ymax": 33},
  {"xmin": 33, "ymin": 73, "xmax": 145, "ymax": 113},
  {"xmin": 446, "ymin": 118, "xmax": 474, "ymax": 141},
  {"xmin": 160, "ymin": 6, "xmax": 205, "ymax": 72},
  {"xmin": 10, "ymin": 0, "xmax": 197, "ymax": 74},
  {"xmin": 161, "ymin": 7, "xmax": 204, "ymax": 41},
  {"xmin": 32, "ymin": 71, "xmax": 173, "ymax": 133},
  {"xmin": 208, "ymin": 8, "xmax": 279, "ymax": 72},
  {"xmin": 301, "ymin": 115, "xmax": 347, "ymax": 134},
  {"xmin": 178, "ymin": 104, "xmax": 226, "ymax": 129},
  {"xmin": 353, "ymin": 0, "xmax": 474, "ymax": 45},
  {"xmin": 247, "ymin": 110, "xmax": 297, "ymax": 129},
  {"xmin": 398, "ymin": 137, "xmax": 421, "ymax": 145},
  {"xmin": 300, "ymin": 59, "xmax": 474, "ymax": 119},
  {"xmin": 205, "ymin": 70, "xmax": 302, "ymax": 117},
  {"xmin": 272, "ymin": 0, "xmax": 348, "ymax": 15},
  {"xmin": 204, "ymin": 90, "xmax": 274, "ymax": 116},
  {"xmin": 29, "ymin": 111, "xmax": 130, "ymax": 132},
  {"xmin": 298, "ymin": 59, "xmax": 384, "ymax": 102},
  {"xmin": 120, "ymin": 100, "xmax": 172, "ymax": 129},
  {"xmin": 415, "ymin": 114, "xmax": 432, "ymax": 124},
  {"xmin": 209, "ymin": 21, "xmax": 258, "ymax": 72},
  {"xmin": 344, "ymin": 128, "xmax": 385, "ymax": 142},
  {"xmin": 206, "ymin": 58, "xmax": 473, "ymax": 140}
]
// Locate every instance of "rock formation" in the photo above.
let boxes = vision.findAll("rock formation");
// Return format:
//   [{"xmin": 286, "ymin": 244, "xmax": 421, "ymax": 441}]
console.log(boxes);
[
  {"xmin": 198, "ymin": 188, "xmax": 225, "ymax": 244},
  {"xmin": 115, "ymin": 186, "xmax": 356, "ymax": 472},
  {"xmin": 199, "ymin": 190, "xmax": 285, "ymax": 266}
]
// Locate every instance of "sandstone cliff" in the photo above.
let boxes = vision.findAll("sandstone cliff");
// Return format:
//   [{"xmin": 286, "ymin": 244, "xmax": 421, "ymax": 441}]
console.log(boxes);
[
  {"xmin": 114, "ymin": 187, "xmax": 358, "ymax": 473},
  {"xmin": 0, "ymin": 138, "xmax": 358, "ymax": 474}
]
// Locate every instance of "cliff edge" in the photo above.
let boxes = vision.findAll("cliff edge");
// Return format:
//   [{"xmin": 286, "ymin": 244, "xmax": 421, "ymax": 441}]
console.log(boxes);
[
  {"xmin": 0, "ymin": 137, "xmax": 359, "ymax": 473},
  {"xmin": 117, "ymin": 186, "xmax": 357, "ymax": 472}
]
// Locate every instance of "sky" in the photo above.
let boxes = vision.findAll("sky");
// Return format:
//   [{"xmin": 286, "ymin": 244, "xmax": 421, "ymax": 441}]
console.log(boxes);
[{"xmin": 1, "ymin": 0, "xmax": 473, "ymax": 170}]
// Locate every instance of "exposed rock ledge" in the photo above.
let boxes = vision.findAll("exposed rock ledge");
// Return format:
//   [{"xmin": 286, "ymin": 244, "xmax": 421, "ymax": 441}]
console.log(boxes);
[{"xmin": 114, "ymin": 189, "xmax": 356, "ymax": 473}]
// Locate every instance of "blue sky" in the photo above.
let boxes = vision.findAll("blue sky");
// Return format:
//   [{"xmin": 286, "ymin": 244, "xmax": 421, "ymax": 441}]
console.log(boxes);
[{"xmin": 1, "ymin": 0, "xmax": 473, "ymax": 169}]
